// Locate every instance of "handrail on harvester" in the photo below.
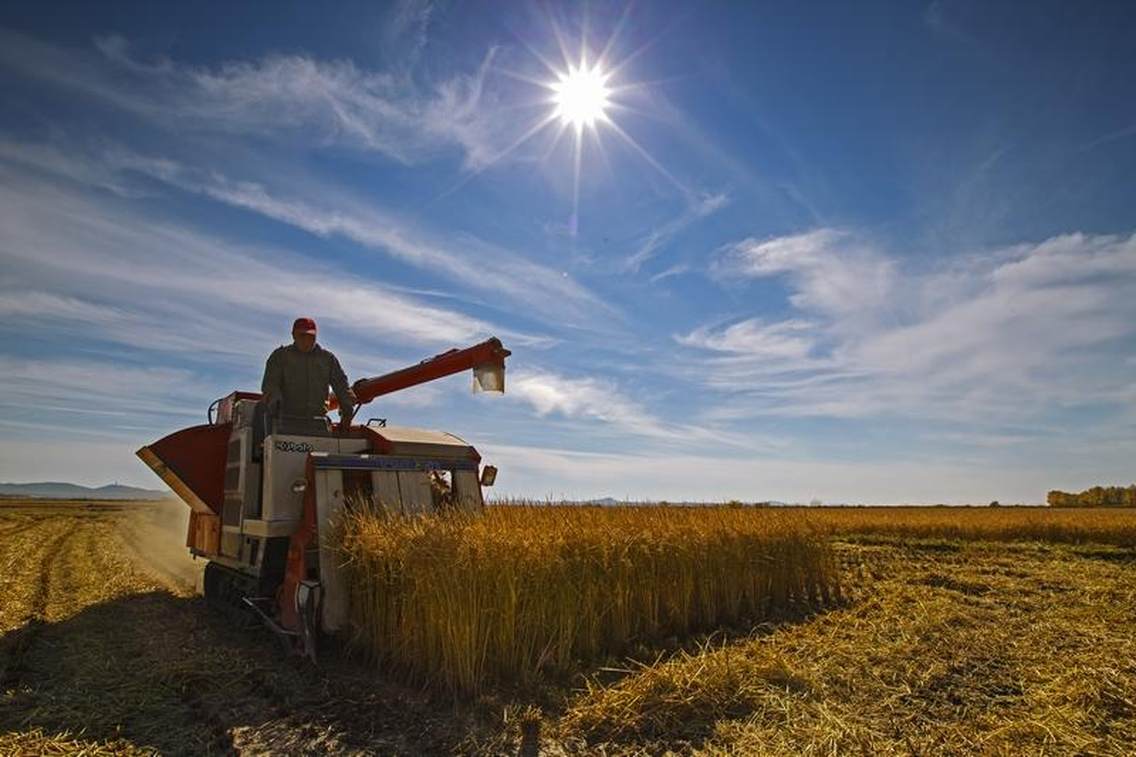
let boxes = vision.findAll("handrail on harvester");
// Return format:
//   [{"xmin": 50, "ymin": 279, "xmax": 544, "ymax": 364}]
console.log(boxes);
[{"xmin": 327, "ymin": 336, "xmax": 511, "ymax": 411}]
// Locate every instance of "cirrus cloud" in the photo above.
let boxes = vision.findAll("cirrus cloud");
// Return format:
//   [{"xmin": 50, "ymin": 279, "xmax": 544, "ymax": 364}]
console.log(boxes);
[{"xmin": 682, "ymin": 229, "xmax": 1136, "ymax": 426}]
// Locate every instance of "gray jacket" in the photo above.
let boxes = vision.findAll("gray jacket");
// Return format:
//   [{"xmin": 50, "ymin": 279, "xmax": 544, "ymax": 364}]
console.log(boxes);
[{"xmin": 261, "ymin": 344, "xmax": 353, "ymax": 419}]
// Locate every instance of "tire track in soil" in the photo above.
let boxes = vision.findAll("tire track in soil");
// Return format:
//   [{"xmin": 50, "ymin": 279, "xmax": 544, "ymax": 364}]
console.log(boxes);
[
  {"xmin": 4, "ymin": 514, "xmax": 237, "ymax": 754},
  {"xmin": 0, "ymin": 517, "xmax": 58, "ymax": 558},
  {"xmin": 44, "ymin": 518, "xmax": 110, "ymax": 621},
  {"xmin": 0, "ymin": 518, "xmax": 41, "ymax": 538},
  {"xmin": 5, "ymin": 509, "xmax": 384, "ymax": 754},
  {"xmin": 0, "ymin": 519, "xmax": 76, "ymax": 687},
  {"xmin": 123, "ymin": 511, "xmax": 313, "ymax": 754},
  {"xmin": 100, "ymin": 509, "xmax": 294, "ymax": 751},
  {"xmin": 167, "ymin": 619, "xmax": 315, "ymax": 754},
  {"xmin": 0, "ymin": 517, "xmax": 71, "ymax": 629},
  {"xmin": 91, "ymin": 513, "xmax": 239, "ymax": 750}
]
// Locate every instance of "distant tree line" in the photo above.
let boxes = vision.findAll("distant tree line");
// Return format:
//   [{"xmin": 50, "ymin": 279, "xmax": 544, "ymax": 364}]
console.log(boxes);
[{"xmin": 1047, "ymin": 485, "xmax": 1136, "ymax": 507}]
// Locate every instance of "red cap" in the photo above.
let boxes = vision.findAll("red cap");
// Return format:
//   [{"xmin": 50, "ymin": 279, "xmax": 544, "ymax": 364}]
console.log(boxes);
[{"xmin": 292, "ymin": 317, "xmax": 317, "ymax": 335}]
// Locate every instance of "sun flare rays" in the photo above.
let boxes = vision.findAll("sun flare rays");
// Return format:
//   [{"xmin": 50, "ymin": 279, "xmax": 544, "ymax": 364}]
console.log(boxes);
[{"xmin": 437, "ymin": 11, "xmax": 686, "ymax": 234}]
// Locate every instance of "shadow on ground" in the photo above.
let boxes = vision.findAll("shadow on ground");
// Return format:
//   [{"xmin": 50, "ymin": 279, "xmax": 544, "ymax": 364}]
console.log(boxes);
[
  {"xmin": 0, "ymin": 587, "xmax": 844, "ymax": 755},
  {"xmin": 0, "ymin": 591, "xmax": 498, "ymax": 755}
]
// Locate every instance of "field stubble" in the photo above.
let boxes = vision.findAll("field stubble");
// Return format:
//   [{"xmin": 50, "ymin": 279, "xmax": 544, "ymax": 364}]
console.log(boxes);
[
  {"xmin": 562, "ymin": 537, "xmax": 1136, "ymax": 754},
  {"xmin": 0, "ymin": 501, "xmax": 474, "ymax": 755}
]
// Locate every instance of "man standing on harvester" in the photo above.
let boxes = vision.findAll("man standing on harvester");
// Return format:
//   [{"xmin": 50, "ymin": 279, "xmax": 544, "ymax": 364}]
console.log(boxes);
[{"xmin": 261, "ymin": 317, "xmax": 357, "ymax": 434}]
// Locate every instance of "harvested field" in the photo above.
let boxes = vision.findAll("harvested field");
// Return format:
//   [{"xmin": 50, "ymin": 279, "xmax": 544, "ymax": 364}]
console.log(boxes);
[
  {"xmin": 562, "ymin": 538, "xmax": 1136, "ymax": 753},
  {"xmin": 0, "ymin": 500, "xmax": 500, "ymax": 754},
  {"xmin": 1, "ymin": 500, "xmax": 1134, "ymax": 755}
]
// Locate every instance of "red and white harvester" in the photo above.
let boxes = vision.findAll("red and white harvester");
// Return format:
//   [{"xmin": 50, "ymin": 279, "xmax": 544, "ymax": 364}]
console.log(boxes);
[{"xmin": 137, "ymin": 337, "xmax": 510, "ymax": 656}]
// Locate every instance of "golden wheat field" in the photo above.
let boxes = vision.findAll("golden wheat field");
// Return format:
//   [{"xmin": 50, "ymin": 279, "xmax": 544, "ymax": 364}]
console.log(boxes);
[
  {"xmin": 802, "ymin": 504, "xmax": 1136, "ymax": 546},
  {"xmin": 2, "ymin": 498, "xmax": 1135, "ymax": 755},
  {"xmin": 337, "ymin": 505, "xmax": 839, "ymax": 695}
]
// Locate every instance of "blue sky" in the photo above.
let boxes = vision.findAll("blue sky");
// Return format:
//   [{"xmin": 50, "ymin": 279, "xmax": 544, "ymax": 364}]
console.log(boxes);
[{"xmin": 1, "ymin": 1, "xmax": 1133, "ymax": 503}]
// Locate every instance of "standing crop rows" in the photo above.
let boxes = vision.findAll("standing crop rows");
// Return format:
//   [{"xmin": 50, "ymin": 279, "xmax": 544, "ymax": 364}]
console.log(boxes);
[
  {"xmin": 799, "ymin": 505, "xmax": 1136, "ymax": 546},
  {"xmin": 337, "ymin": 505, "xmax": 839, "ymax": 695}
]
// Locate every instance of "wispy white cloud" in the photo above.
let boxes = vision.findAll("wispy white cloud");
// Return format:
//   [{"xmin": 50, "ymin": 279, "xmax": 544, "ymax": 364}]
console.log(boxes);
[
  {"xmin": 0, "ymin": 169, "xmax": 574, "ymax": 458},
  {"xmin": 624, "ymin": 191, "xmax": 729, "ymax": 273},
  {"xmin": 1081, "ymin": 122, "xmax": 1136, "ymax": 152},
  {"xmin": 0, "ymin": 165, "xmax": 515, "ymax": 351},
  {"xmin": 507, "ymin": 367, "xmax": 769, "ymax": 449},
  {"xmin": 0, "ymin": 138, "xmax": 144, "ymax": 198},
  {"xmin": 0, "ymin": 355, "xmax": 207, "ymax": 421},
  {"xmin": 0, "ymin": 289, "xmax": 287, "ymax": 361},
  {"xmin": 683, "ymin": 229, "xmax": 1136, "ymax": 424},
  {"xmin": 648, "ymin": 263, "xmax": 690, "ymax": 283},
  {"xmin": 103, "ymin": 150, "xmax": 614, "ymax": 329},
  {"xmin": 381, "ymin": 0, "xmax": 436, "ymax": 69},
  {"xmin": 0, "ymin": 291, "xmax": 127, "ymax": 324},
  {"xmin": 510, "ymin": 368, "xmax": 675, "ymax": 439},
  {"xmin": 712, "ymin": 229, "xmax": 898, "ymax": 324},
  {"xmin": 1, "ymin": 139, "xmax": 613, "ymax": 331},
  {"xmin": 0, "ymin": 28, "xmax": 518, "ymax": 171},
  {"xmin": 676, "ymin": 318, "xmax": 816, "ymax": 360}
]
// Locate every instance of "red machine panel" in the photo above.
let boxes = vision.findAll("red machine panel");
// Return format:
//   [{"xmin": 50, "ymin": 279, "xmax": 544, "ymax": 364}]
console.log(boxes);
[{"xmin": 137, "ymin": 423, "xmax": 232, "ymax": 514}]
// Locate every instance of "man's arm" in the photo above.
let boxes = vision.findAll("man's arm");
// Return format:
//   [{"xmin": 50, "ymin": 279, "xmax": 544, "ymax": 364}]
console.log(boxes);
[
  {"xmin": 261, "ymin": 348, "xmax": 284, "ymax": 412},
  {"xmin": 328, "ymin": 353, "xmax": 357, "ymax": 425}
]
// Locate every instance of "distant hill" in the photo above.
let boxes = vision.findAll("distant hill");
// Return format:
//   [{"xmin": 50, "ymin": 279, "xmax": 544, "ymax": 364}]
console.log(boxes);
[{"xmin": 0, "ymin": 482, "xmax": 169, "ymax": 500}]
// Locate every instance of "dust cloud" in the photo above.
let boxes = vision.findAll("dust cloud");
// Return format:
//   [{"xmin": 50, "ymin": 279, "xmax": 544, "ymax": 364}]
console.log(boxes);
[{"xmin": 121, "ymin": 498, "xmax": 206, "ymax": 593}]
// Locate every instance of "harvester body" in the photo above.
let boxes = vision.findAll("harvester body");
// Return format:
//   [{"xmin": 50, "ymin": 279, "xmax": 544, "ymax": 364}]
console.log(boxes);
[{"xmin": 136, "ymin": 337, "xmax": 509, "ymax": 653}]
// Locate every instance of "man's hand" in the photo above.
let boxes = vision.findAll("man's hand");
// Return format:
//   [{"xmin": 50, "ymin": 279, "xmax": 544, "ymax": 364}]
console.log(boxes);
[
  {"xmin": 337, "ymin": 409, "xmax": 354, "ymax": 435},
  {"xmin": 338, "ymin": 390, "xmax": 357, "ymax": 435}
]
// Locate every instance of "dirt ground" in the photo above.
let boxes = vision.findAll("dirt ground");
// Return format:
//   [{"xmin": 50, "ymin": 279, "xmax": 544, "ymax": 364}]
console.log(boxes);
[
  {"xmin": 0, "ymin": 500, "xmax": 509, "ymax": 756},
  {"xmin": 1, "ymin": 500, "xmax": 1134, "ymax": 755}
]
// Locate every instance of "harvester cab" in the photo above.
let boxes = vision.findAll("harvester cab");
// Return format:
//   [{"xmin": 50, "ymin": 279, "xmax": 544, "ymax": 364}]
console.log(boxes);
[{"xmin": 136, "ymin": 337, "xmax": 510, "ymax": 657}]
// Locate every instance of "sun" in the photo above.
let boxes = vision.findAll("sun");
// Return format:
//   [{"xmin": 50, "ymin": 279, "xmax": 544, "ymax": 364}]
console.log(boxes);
[
  {"xmin": 440, "ymin": 18, "xmax": 682, "ymax": 236},
  {"xmin": 551, "ymin": 63, "xmax": 611, "ymax": 131}
]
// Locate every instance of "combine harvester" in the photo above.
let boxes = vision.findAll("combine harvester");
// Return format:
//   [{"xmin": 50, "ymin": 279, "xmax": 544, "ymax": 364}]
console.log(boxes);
[{"xmin": 137, "ymin": 337, "xmax": 510, "ymax": 657}]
